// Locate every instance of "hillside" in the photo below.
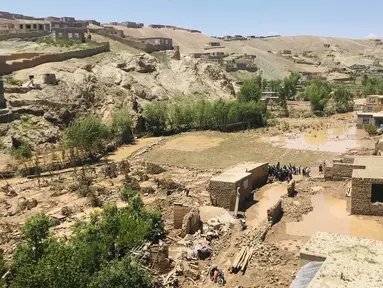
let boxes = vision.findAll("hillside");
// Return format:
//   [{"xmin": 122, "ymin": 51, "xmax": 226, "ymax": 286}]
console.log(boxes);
[{"xmin": 108, "ymin": 26, "xmax": 383, "ymax": 78}]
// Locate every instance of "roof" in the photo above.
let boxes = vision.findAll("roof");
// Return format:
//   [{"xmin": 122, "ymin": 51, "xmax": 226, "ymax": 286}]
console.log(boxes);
[
  {"xmin": 367, "ymin": 95, "xmax": 383, "ymax": 99},
  {"xmin": 210, "ymin": 172, "xmax": 251, "ymax": 183},
  {"xmin": 225, "ymin": 162, "xmax": 268, "ymax": 174},
  {"xmin": 352, "ymin": 156, "xmax": 383, "ymax": 179},
  {"xmin": 300, "ymin": 232, "xmax": 383, "ymax": 288}
]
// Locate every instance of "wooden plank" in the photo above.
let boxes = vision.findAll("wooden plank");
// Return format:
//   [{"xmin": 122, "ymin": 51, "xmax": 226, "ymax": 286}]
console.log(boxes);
[
  {"xmin": 232, "ymin": 247, "xmax": 246, "ymax": 269},
  {"xmin": 241, "ymin": 247, "xmax": 254, "ymax": 273}
]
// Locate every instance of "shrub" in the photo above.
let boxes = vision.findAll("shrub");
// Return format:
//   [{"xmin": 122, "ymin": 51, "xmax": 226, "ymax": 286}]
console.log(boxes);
[
  {"xmin": 110, "ymin": 109, "xmax": 133, "ymax": 145},
  {"xmin": 120, "ymin": 186, "xmax": 138, "ymax": 202},
  {"xmin": 364, "ymin": 124, "xmax": 379, "ymax": 135},
  {"xmin": 6, "ymin": 77, "xmax": 23, "ymax": 86},
  {"xmin": 63, "ymin": 116, "xmax": 111, "ymax": 157},
  {"xmin": 11, "ymin": 141, "xmax": 33, "ymax": 160}
]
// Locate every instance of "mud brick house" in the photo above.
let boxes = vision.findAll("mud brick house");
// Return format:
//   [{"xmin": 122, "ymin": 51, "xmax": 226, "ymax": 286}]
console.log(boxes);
[
  {"xmin": 52, "ymin": 27, "xmax": 86, "ymax": 43},
  {"xmin": 208, "ymin": 162, "xmax": 269, "ymax": 211},
  {"xmin": 325, "ymin": 156, "xmax": 383, "ymax": 216},
  {"xmin": 142, "ymin": 37, "xmax": 173, "ymax": 50}
]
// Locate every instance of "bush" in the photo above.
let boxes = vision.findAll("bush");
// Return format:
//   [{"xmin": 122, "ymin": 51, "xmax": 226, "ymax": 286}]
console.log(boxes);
[
  {"xmin": 364, "ymin": 124, "xmax": 379, "ymax": 135},
  {"xmin": 11, "ymin": 141, "xmax": 33, "ymax": 160},
  {"xmin": 110, "ymin": 109, "xmax": 133, "ymax": 145},
  {"xmin": 9, "ymin": 203, "xmax": 163, "ymax": 288},
  {"xmin": 63, "ymin": 116, "xmax": 111, "ymax": 157},
  {"xmin": 120, "ymin": 186, "xmax": 138, "ymax": 202},
  {"xmin": 6, "ymin": 77, "xmax": 23, "ymax": 86}
]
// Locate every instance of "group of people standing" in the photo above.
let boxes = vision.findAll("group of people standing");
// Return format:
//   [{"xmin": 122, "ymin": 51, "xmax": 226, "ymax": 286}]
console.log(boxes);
[{"xmin": 268, "ymin": 162, "xmax": 311, "ymax": 183}]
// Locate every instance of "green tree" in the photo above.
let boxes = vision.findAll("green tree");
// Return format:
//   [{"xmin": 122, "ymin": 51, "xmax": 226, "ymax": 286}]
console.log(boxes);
[
  {"xmin": 143, "ymin": 102, "xmax": 168, "ymax": 136},
  {"xmin": 262, "ymin": 78, "xmax": 268, "ymax": 90},
  {"xmin": 89, "ymin": 257, "xmax": 152, "ymax": 288},
  {"xmin": 63, "ymin": 116, "xmax": 111, "ymax": 157},
  {"xmin": 304, "ymin": 80, "xmax": 331, "ymax": 113},
  {"xmin": 110, "ymin": 109, "xmax": 133, "ymax": 145},
  {"xmin": 22, "ymin": 213, "xmax": 56, "ymax": 260},
  {"xmin": 237, "ymin": 77, "xmax": 262, "ymax": 102},
  {"xmin": 332, "ymin": 86, "xmax": 354, "ymax": 113}
]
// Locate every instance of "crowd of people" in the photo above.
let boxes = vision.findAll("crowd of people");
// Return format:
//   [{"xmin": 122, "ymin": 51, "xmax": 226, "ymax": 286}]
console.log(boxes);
[{"xmin": 268, "ymin": 162, "xmax": 311, "ymax": 183}]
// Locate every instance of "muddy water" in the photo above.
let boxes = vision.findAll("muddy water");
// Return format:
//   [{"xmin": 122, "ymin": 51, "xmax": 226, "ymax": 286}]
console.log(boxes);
[
  {"xmin": 286, "ymin": 193, "xmax": 383, "ymax": 240},
  {"xmin": 246, "ymin": 183, "xmax": 286, "ymax": 229},
  {"xmin": 268, "ymin": 126, "xmax": 369, "ymax": 153}
]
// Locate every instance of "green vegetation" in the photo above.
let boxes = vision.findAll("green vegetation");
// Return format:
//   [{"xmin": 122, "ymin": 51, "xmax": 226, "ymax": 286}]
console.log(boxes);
[
  {"xmin": 63, "ymin": 116, "xmax": 111, "ymax": 158},
  {"xmin": 11, "ymin": 141, "xmax": 32, "ymax": 160},
  {"xmin": 110, "ymin": 109, "xmax": 134, "ymax": 145},
  {"xmin": 143, "ymin": 98, "xmax": 267, "ymax": 136},
  {"xmin": 8, "ymin": 197, "xmax": 162, "ymax": 288},
  {"xmin": 37, "ymin": 37, "xmax": 88, "ymax": 49},
  {"xmin": 5, "ymin": 77, "xmax": 23, "ymax": 86},
  {"xmin": 304, "ymin": 80, "xmax": 354, "ymax": 115},
  {"xmin": 237, "ymin": 77, "xmax": 262, "ymax": 102},
  {"xmin": 361, "ymin": 75, "xmax": 383, "ymax": 95},
  {"xmin": 364, "ymin": 124, "xmax": 379, "ymax": 135}
]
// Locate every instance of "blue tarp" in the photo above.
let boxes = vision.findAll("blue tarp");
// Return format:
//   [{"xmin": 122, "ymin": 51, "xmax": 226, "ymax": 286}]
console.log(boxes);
[{"xmin": 290, "ymin": 261, "xmax": 323, "ymax": 288}]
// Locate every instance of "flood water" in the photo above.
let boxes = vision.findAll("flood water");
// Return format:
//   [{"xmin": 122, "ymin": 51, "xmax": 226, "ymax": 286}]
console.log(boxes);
[
  {"xmin": 286, "ymin": 193, "xmax": 383, "ymax": 241},
  {"xmin": 268, "ymin": 126, "xmax": 369, "ymax": 153},
  {"xmin": 246, "ymin": 183, "xmax": 286, "ymax": 229}
]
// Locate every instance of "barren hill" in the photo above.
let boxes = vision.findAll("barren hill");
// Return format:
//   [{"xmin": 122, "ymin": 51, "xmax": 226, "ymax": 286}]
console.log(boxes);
[{"xmin": 108, "ymin": 26, "xmax": 383, "ymax": 78}]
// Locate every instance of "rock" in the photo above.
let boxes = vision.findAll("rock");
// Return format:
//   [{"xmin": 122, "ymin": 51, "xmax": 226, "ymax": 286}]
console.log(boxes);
[{"xmin": 146, "ymin": 162, "xmax": 166, "ymax": 174}]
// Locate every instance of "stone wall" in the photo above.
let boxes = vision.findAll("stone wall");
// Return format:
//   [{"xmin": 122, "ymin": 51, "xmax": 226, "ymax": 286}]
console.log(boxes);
[
  {"xmin": 324, "ymin": 163, "xmax": 366, "ymax": 180},
  {"xmin": 0, "ymin": 43, "xmax": 110, "ymax": 76},
  {"xmin": 208, "ymin": 180, "xmax": 237, "ymax": 210},
  {"xmin": 351, "ymin": 177, "xmax": 383, "ymax": 216},
  {"xmin": 208, "ymin": 174, "xmax": 251, "ymax": 211},
  {"xmin": 173, "ymin": 203, "xmax": 193, "ymax": 229},
  {"xmin": 0, "ymin": 31, "xmax": 49, "ymax": 41},
  {"xmin": 267, "ymin": 199, "xmax": 282, "ymax": 224}
]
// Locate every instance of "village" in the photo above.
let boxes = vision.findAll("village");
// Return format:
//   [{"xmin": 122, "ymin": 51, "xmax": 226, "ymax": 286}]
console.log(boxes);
[{"xmin": 1, "ymin": 7, "xmax": 383, "ymax": 288}]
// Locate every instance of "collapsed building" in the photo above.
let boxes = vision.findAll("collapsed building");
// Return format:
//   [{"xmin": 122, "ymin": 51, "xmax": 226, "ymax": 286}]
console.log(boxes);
[
  {"xmin": 208, "ymin": 162, "xmax": 268, "ymax": 211},
  {"xmin": 325, "ymin": 156, "xmax": 383, "ymax": 216}
]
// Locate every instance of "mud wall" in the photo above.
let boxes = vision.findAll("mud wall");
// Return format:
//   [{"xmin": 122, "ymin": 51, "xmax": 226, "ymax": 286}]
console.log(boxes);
[
  {"xmin": 208, "ymin": 174, "xmax": 251, "ymax": 211},
  {"xmin": 181, "ymin": 208, "xmax": 200, "ymax": 237},
  {"xmin": 267, "ymin": 199, "xmax": 282, "ymax": 224},
  {"xmin": 173, "ymin": 203, "xmax": 193, "ymax": 229},
  {"xmin": 89, "ymin": 29, "xmax": 170, "ymax": 53},
  {"xmin": 208, "ymin": 180, "xmax": 236, "ymax": 210},
  {"xmin": 248, "ymin": 163, "xmax": 269, "ymax": 189},
  {"xmin": 351, "ymin": 177, "xmax": 383, "ymax": 216},
  {"xmin": 324, "ymin": 163, "xmax": 366, "ymax": 180},
  {"xmin": 0, "ymin": 31, "xmax": 49, "ymax": 40},
  {"xmin": 0, "ymin": 43, "xmax": 110, "ymax": 76},
  {"xmin": 6, "ymin": 52, "xmax": 44, "ymax": 61}
]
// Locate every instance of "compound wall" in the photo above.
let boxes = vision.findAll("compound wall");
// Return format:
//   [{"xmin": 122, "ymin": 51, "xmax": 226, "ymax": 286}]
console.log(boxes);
[{"xmin": 0, "ymin": 43, "xmax": 110, "ymax": 76}]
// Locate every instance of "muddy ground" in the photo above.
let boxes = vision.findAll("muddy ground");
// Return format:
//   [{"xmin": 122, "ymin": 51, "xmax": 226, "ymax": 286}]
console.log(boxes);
[{"xmin": 0, "ymin": 112, "xmax": 381, "ymax": 287}]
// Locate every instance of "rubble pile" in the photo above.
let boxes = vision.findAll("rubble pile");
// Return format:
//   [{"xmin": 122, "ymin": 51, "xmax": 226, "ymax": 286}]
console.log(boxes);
[{"xmin": 281, "ymin": 195, "xmax": 313, "ymax": 222}]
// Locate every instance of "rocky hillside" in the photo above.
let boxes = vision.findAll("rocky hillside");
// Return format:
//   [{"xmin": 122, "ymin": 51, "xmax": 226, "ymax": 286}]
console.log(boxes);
[{"xmin": 2, "ymin": 49, "xmax": 235, "ymax": 150}]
